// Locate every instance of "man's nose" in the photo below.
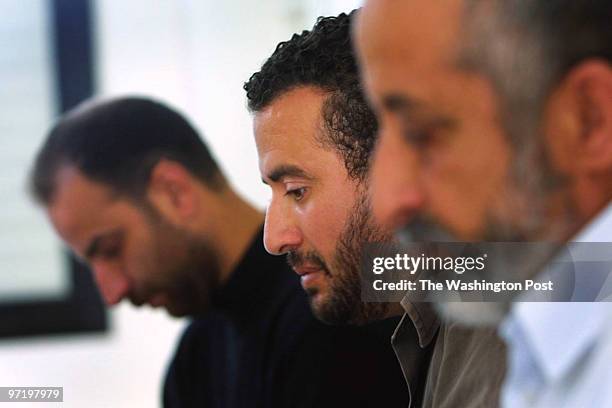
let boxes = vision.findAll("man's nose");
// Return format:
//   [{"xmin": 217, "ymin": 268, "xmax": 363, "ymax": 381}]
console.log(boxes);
[
  {"xmin": 91, "ymin": 261, "xmax": 130, "ymax": 306},
  {"xmin": 263, "ymin": 199, "xmax": 303, "ymax": 255},
  {"xmin": 370, "ymin": 126, "xmax": 425, "ymax": 232}
]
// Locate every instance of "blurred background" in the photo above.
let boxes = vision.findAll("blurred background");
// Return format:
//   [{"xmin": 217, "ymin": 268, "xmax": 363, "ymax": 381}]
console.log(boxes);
[{"xmin": 0, "ymin": 0, "xmax": 362, "ymax": 406}]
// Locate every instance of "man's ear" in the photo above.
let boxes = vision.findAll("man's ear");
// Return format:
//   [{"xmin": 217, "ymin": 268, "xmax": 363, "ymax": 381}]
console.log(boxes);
[
  {"xmin": 563, "ymin": 60, "xmax": 612, "ymax": 175},
  {"xmin": 146, "ymin": 159, "xmax": 198, "ymax": 225}
]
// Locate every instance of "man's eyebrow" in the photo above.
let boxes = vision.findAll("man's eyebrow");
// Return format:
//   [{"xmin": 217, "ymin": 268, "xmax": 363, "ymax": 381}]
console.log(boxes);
[
  {"xmin": 84, "ymin": 229, "xmax": 120, "ymax": 259},
  {"xmin": 382, "ymin": 93, "xmax": 420, "ymax": 115},
  {"xmin": 84, "ymin": 236, "xmax": 103, "ymax": 260},
  {"xmin": 264, "ymin": 164, "xmax": 312, "ymax": 183},
  {"xmin": 384, "ymin": 92, "xmax": 457, "ymax": 131}
]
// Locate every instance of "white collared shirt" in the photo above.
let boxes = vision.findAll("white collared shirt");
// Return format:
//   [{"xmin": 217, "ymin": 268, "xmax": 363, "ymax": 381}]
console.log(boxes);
[{"xmin": 500, "ymin": 202, "xmax": 612, "ymax": 407}]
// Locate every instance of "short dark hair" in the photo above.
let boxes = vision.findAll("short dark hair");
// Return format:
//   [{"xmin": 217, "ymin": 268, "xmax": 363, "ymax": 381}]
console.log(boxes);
[
  {"xmin": 30, "ymin": 97, "xmax": 224, "ymax": 204},
  {"xmin": 243, "ymin": 10, "xmax": 377, "ymax": 180}
]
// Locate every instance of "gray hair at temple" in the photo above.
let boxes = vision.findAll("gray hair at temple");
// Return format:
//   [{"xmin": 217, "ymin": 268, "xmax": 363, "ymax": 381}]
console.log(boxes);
[
  {"xmin": 460, "ymin": 0, "xmax": 612, "ymax": 142},
  {"xmin": 458, "ymin": 0, "xmax": 612, "ymax": 190}
]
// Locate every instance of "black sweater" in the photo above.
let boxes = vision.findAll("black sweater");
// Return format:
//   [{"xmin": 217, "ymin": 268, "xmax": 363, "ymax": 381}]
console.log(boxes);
[{"xmin": 163, "ymin": 228, "xmax": 412, "ymax": 408}]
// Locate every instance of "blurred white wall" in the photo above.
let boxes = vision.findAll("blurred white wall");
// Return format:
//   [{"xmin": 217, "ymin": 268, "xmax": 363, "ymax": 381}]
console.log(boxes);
[{"xmin": 0, "ymin": 1, "xmax": 361, "ymax": 407}]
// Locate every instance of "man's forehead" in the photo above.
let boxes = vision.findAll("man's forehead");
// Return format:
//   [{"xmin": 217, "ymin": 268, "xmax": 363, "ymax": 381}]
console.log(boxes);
[
  {"xmin": 51, "ymin": 166, "xmax": 114, "ymax": 209},
  {"xmin": 254, "ymin": 87, "xmax": 326, "ymax": 143},
  {"xmin": 47, "ymin": 166, "xmax": 117, "ymax": 248},
  {"xmin": 254, "ymin": 87, "xmax": 331, "ymax": 173},
  {"xmin": 358, "ymin": 0, "xmax": 464, "ymax": 67}
]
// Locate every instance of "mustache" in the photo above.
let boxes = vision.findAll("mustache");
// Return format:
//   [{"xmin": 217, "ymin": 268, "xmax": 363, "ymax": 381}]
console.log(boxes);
[
  {"xmin": 128, "ymin": 293, "xmax": 146, "ymax": 307},
  {"xmin": 396, "ymin": 215, "xmax": 458, "ymax": 243},
  {"xmin": 127, "ymin": 284, "xmax": 162, "ymax": 307},
  {"xmin": 286, "ymin": 250, "xmax": 330, "ymax": 274}
]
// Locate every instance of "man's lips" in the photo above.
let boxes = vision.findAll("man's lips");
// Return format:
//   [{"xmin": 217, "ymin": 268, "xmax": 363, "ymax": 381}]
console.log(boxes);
[
  {"xmin": 148, "ymin": 293, "xmax": 169, "ymax": 308},
  {"xmin": 292, "ymin": 265, "xmax": 327, "ymax": 292},
  {"xmin": 292, "ymin": 265, "xmax": 323, "ymax": 276}
]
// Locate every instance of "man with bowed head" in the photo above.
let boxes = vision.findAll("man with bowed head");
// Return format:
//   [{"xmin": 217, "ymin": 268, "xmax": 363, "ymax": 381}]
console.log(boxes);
[
  {"xmin": 356, "ymin": 0, "xmax": 612, "ymax": 406},
  {"xmin": 246, "ymin": 10, "xmax": 506, "ymax": 407}
]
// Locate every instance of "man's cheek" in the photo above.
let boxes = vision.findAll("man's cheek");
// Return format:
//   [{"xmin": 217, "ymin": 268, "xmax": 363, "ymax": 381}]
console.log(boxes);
[{"xmin": 299, "ymin": 205, "xmax": 330, "ymax": 240}]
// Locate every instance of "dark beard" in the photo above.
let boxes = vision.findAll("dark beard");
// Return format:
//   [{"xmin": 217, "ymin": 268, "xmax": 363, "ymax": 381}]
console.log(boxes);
[
  {"xmin": 311, "ymin": 192, "xmax": 393, "ymax": 326},
  {"xmin": 164, "ymin": 238, "xmax": 221, "ymax": 317},
  {"xmin": 131, "ymin": 207, "xmax": 221, "ymax": 317}
]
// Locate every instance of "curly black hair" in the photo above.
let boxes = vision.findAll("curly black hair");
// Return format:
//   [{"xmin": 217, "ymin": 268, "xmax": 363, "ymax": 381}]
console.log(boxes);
[{"xmin": 244, "ymin": 10, "xmax": 377, "ymax": 181}]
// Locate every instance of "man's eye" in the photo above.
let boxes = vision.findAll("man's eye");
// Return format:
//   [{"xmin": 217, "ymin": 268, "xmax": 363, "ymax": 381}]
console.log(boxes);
[
  {"xmin": 402, "ymin": 127, "xmax": 433, "ymax": 148},
  {"xmin": 286, "ymin": 187, "xmax": 307, "ymax": 202},
  {"xmin": 99, "ymin": 244, "xmax": 121, "ymax": 259},
  {"xmin": 401, "ymin": 117, "xmax": 454, "ymax": 149}
]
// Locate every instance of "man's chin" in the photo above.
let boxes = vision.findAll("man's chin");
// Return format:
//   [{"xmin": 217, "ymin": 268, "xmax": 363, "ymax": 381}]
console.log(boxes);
[
  {"xmin": 305, "ymin": 288, "xmax": 326, "ymax": 314},
  {"xmin": 306, "ymin": 289, "xmax": 381, "ymax": 326},
  {"xmin": 306, "ymin": 290, "xmax": 343, "ymax": 325},
  {"xmin": 162, "ymin": 303, "xmax": 193, "ymax": 318},
  {"xmin": 304, "ymin": 283, "xmax": 330, "ymax": 311}
]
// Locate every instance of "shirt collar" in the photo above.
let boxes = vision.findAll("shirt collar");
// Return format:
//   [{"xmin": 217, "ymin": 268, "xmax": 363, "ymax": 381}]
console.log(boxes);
[
  {"xmin": 573, "ymin": 201, "xmax": 612, "ymax": 243},
  {"xmin": 501, "ymin": 201, "xmax": 612, "ymax": 383},
  {"xmin": 502, "ymin": 301, "xmax": 608, "ymax": 384},
  {"xmin": 399, "ymin": 295, "xmax": 440, "ymax": 348}
]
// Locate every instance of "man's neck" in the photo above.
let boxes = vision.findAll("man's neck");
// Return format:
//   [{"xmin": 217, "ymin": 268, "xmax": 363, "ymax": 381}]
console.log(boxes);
[{"xmin": 204, "ymin": 189, "xmax": 264, "ymax": 285}]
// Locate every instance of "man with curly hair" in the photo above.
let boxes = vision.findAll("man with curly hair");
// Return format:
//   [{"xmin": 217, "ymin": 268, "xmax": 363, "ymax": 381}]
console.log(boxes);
[
  {"xmin": 245, "ymin": 11, "xmax": 391, "ymax": 327},
  {"xmin": 245, "ymin": 10, "xmax": 434, "ymax": 406},
  {"xmin": 246, "ymin": 10, "xmax": 506, "ymax": 408}
]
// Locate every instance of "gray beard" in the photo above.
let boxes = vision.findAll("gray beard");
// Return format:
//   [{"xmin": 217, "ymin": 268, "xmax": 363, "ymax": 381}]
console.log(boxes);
[{"xmin": 396, "ymin": 198, "xmax": 568, "ymax": 327}]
